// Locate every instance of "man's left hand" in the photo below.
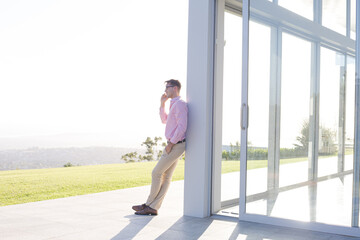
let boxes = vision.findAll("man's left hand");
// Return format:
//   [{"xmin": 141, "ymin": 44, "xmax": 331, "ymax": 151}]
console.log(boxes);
[{"xmin": 165, "ymin": 142, "xmax": 174, "ymax": 154}]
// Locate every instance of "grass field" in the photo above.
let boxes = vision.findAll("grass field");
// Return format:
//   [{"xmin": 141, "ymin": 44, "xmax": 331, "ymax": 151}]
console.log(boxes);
[{"xmin": 0, "ymin": 155, "xmax": 334, "ymax": 206}]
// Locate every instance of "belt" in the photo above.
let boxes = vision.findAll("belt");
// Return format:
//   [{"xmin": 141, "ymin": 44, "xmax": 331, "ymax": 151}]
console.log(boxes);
[
  {"xmin": 177, "ymin": 139, "xmax": 186, "ymax": 144},
  {"xmin": 168, "ymin": 139, "xmax": 186, "ymax": 144}
]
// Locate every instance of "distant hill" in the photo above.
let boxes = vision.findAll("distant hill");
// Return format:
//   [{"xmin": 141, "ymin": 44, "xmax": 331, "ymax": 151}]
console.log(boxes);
[
  {"xmin": 0, "ymin": 133, "xmax": 142, "ymax": 151},
  {"xmin": 0, "ymin": 147, "xmax": 145, "ymax": 170}
]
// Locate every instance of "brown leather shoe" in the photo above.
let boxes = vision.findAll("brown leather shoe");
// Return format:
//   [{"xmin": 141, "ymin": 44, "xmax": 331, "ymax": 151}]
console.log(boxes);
[
  {"xmin": 135, "ymin": 206, "xmax": 158, "ymax": 215},
  {"xmin": 132, "ymin": 203, "xmax": 147, "ymax": 211}
]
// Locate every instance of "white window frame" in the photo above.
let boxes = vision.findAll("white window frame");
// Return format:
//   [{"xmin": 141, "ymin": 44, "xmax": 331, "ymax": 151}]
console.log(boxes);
[{"xmin": 212, "ymin": 0, "xmax": 360, "ymax": 237}]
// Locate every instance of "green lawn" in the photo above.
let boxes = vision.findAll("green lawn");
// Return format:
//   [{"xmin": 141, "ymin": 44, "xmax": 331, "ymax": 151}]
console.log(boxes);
[{"xmin": 0, "ymin": 155, "xmax": 336, "ymax": 206}]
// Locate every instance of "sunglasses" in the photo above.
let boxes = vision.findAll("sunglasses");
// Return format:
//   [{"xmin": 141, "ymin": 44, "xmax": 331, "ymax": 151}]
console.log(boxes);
[{"xmin": 165, "ymin": 85, "xmax": 175, "ymax": 89}]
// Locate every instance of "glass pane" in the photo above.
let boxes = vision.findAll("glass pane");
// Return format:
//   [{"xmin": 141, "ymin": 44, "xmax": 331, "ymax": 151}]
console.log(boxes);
[
  {"xmin": 245, "ymin": 29, "xmax": 353, "ymax": 226},
  {"xmin": 322, "ymin": 0, "xmax": 346, "ymax": 35},
  {"xmin": 345, "ymin": 56, "xmax": 355, "ymax": 171},
  {"xmin": 278, "ymin": 0, "xmax": 313, "ymax": 20},
  {"xmin": 246, "ymin": 21, "xmax": 271, "ymax": 215},
  {"xmin": 351, "ymin": 0, "xmax": 355, "ymax": 39},
  {"xmin": 221, "ymin": 11, "xmax": 242, "ymax": 203},
  {"xmin": 244, "ymin": 0, "xmax": 354, "ymax": 229},
  {"xmin": 315, "ymin": 48, "xmax": 352, "ymax": 226},
  {"xmin": 279, "ymin": 33, "xmax": 311, "ymax": 188},
  {"xmin": 318, "ymin": 47, "xmax": 342, "ymax": 178},
  {"xmin": 247, "ymin": 33, "xmax": 314, "ymax": 222}
]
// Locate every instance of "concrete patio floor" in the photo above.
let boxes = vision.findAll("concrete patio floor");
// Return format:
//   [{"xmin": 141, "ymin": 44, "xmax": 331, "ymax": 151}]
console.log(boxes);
[{"xmin": 0, "ymin": 180, "xmax": 359, "ymax": 240}]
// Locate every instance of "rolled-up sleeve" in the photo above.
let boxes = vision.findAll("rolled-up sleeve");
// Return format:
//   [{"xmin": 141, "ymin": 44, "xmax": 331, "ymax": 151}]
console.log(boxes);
[
  {"xmin": 169, "ymin": 102, "xmax": 188, "ymax": 144},
  {"xmin": 159, "ymin": 107, "xmax": 167, "ymax": 124}
]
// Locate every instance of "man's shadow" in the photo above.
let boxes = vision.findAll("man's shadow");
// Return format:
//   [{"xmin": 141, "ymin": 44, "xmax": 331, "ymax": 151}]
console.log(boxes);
[
  {"xmin": 111, "ymin": 215, "xmax": 213, "ymax": 240},
  {"xmin": 154, "ymin": 216, "xmax": 213, "ymax": 239},
  {"xmin": 110, "ymin": 214, "xmax": 155, "ymax": 240}
]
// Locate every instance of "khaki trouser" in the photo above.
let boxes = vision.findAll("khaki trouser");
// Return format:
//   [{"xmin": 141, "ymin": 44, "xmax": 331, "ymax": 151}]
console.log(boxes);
[{"xmin": 146, "ymin": 142, "xmax": 185, "ymax": 210}]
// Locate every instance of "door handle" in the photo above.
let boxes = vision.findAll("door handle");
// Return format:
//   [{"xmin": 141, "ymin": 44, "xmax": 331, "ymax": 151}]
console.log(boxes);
[{"xmin": 241, "ymin": 103, "xmax": 249, "ymax": 130}]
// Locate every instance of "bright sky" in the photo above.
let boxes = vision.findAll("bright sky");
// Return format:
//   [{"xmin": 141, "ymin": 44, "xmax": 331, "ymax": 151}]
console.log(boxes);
[
  {"xmin": 0, "ymin": 1, "xmax": 354, "ymax": 150},
  {"xmin": 0, "ymin": 0, "xmax": 188, "ymax": 149}
]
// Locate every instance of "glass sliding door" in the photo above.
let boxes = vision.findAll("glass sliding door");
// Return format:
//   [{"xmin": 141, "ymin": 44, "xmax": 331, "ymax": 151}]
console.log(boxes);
[
  {"xmin": 345, "ymin": 56, "xmax": 355, "ymax": 171},
  {"xmin": 242, "ymin": 0, "xmax": 355, "ymax": 229},
  {"xmin": 214, "ymin": 0, "xmax": 359, "ymax": 236},
  {"xmin": 246, "ymin": 30, "xmax": 314, "ymax": 221},
  {"xmin": 318, "ymin": 48, "xmax": 342, "ymax": 178},
  {"xmin": 220, "ymin": 11, "xmax": 242, "ymax": 206},
  {"xmin": 279, "ymin": 33, "xmax": 311, "ymax": 188},
  {"xmin": 315, "ymin": 49, "xmax": 354, "ymax": 226},
  {"xmin": 245, "ymin": 20, "xmax": 271, "ymax": 215}
]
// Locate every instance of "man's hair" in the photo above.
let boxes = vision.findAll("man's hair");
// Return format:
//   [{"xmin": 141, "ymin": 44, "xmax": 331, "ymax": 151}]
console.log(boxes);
[{"xmin": 165, "ymin": 79, "xmax": 181, "ymax": 91}]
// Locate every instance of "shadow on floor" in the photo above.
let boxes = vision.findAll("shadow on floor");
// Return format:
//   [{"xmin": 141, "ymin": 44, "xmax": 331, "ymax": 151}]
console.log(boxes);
[
  {"xmin": 110, "ymin": 214, "xmax": 354, "ymax": 240},
  {"xmin": 153, "ymin": 217, "xmax": 324, "ymax": 240},
  {"xmin": 110, "ymin": 214, "xmax": 155, "ymax": 240},
  {"xmin": 228, "ymin": 220, "xmax": 352, "ymax": 240},
  {"xmin": 155, "ymin": 216, "xmax": 214, "ymax": 240}
]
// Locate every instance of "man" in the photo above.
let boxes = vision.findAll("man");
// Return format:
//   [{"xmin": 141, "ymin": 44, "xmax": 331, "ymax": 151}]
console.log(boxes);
[{"xmin": 132, "ymin": 79, "xmax": 188, "ymax": 215}]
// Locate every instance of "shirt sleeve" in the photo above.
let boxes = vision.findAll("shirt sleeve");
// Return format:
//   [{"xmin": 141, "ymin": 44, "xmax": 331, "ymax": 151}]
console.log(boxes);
[
  {"xmin": 159, "ymin": 107, "xmax": 168, "ymax": 124},
  {"xmin": 169, "ymin": 102, "xmax": 188, "ymax": 144}
]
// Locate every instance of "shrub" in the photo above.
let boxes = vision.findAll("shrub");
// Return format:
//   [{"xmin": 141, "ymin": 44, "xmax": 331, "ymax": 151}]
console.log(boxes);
[
  {"xmin": 248, "ymin": 148, "xmax": 268, "ymax": 160},
  {"xmin": 64, "ymin": 162, "xmax": 74, "ymax": 167},
  {"xmin": 121, "ymin": 136, "xmax": 167, "ymax": 163},
  {"xmin": 222, "ymin": 146, "xmax": 309, "ymax": 161}
]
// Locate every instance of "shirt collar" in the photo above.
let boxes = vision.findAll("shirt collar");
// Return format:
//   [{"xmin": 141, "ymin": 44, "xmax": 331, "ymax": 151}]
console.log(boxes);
[{"xmin": 170, "ymin": 96, "xmax": 181, "ymax": 103}]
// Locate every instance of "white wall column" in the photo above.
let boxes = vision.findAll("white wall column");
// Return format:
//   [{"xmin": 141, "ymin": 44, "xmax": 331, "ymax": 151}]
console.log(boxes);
[{"xmin": 184, "ymin": 0, "xmax": 216, "ymax": 218}]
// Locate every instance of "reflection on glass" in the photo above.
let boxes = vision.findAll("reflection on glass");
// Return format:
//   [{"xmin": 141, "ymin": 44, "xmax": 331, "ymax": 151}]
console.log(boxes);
[
  {"xmin": 245, "ymin": 31, "xmax": 353, "ymax": 226},
  {"xmin": 247, "ymin": 21, "xmax": 271, "ymax": 198},
  {"xmin": 318, "ymin": 47, "xmax": 342, "ymax": 178},
  {"xmin": 278, "ymin": 0, "xmax": 313, "ymax": 20},
  {"xmin": 322, "ymin": 0, "xmax": 346, "ymax": 35},
  {"xmin": 345, "ymin": 56, "xmax": 355, "ymax": 171},
  {"xmin": 279, "ymin": 33, "xmax": 311, "ymax": 187},
  {"xmin": 315, "ymin": 48, "xmax": 352, "ymax": 226},
  {"xmin": 351, "ymin": 0, "xmax": 356, "ymax": 39},
  {"xmin": 240, "ymin": 0, "xmax": 355, "ymax": 229},
  {"xmin": 221, "ymin": 12, "xmax": 242, "ymax": 202}
]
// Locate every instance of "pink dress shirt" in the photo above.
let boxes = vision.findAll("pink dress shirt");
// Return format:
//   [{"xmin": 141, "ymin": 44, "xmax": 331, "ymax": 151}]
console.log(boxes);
[{"xmin": 159, "ymin": 96, "xmax": 188, "ymax": 144}]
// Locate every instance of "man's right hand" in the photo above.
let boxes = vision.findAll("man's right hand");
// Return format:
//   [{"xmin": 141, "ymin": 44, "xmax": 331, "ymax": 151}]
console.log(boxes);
[{"xmin": 160, "ymin": 93, "xmax": 169, "ymax": 107}]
